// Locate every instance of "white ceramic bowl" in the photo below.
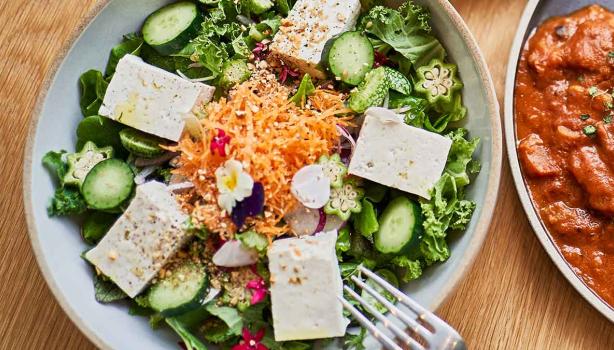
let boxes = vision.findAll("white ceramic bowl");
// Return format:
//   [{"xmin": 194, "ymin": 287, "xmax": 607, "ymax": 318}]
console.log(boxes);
[
  {"xmin": 23, "ymin": 0, "xmax": 501, "ymax": 348},
  {"xmin": 504, "ymin": 0, "xmax": 614, "ymax": 323}
]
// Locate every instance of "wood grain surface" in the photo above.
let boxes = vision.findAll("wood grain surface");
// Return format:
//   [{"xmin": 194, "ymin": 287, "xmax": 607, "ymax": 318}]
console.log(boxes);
[{"xmin": 1, "ymin": 0, "xmax": 613, "ymax": 349}]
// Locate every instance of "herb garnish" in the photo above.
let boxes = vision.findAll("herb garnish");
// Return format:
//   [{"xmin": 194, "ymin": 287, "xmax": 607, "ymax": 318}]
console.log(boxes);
[
  {"xmin": 583, "ymin": 125, "xmax": 597, "ymax": 136},
  {"xmin": 588, "ymin": 86, "xmax": 599, "ymax": 97},
  {"xmin": 580, "ymin": 114, "xmax": 590, "ymax": 121},
  {"xmin": 604, "ymin": 115, "xmax": 613, "ymax": 124}
]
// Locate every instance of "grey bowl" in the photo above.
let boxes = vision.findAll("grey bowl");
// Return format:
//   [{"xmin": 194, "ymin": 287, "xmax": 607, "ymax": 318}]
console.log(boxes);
[
  {"xmin": 504, "ymin": 0, "xmax": 614, "ymax": 323},
  {"xmin": 23, "ymin": 0, "xmax": 502, "ymax": 348}
]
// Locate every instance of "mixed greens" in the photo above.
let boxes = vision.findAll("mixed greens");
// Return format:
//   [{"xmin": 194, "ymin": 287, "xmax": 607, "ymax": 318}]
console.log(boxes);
[{"xmin": 42, "ymin": 1, "xmax": 480, "ymax": 349}]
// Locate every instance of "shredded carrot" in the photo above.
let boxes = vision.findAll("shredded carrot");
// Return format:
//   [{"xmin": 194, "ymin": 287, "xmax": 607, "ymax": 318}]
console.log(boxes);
[{"xmin": 171, "ymin": 72, "xmax": 353, "ymax": 239}]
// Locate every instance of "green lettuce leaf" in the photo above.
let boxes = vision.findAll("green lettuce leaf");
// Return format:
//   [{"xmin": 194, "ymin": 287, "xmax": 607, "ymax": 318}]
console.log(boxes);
[
  {"xmin": 200, "ymin": 318, "xmax": 236, "ymax": 344},
  {"xmin": 47, "ymin": 187, "xmax": 87, "ymax": 217},
  {"xmin": 105, "ymin": 33, "xmax": 144, "ymax": 76},
  {"xmin": 359, "ymin": 1, "xmax": 444, "ymax": 69},
  {"xmin": 205, "ymin": 304, "xmax": 243, "ymax": 336},
  {"xmin": 42, "ymin": 151, "xmax": 67, "ymax": 185},
  {"xmin": 344, "ymin": 328, "xmax": 367, "ymax": 350},
  {"xmin": 336, "ymin": 227, "xmax": 351, "ymax": 261},
  {"xmin": 445, "ymin": 128, "xmax": 481, "ymax": 188},
  {"xmin": 79, "ymin": 70, "xmax": 108, "ymax": 117},
  {"xmin": 166, "ymin": 318, "xmax": 208, "ymax": 350},
  {"xmin": 93, "ymin": 274, "xmax": 127, "ymax": 303},
  {"xmin": 352, "ymin": 199, "xmax": 379, "ymax": 239},
  {"xmin": 391, "ymin": 255, "xmax": 423, "ymax": 282},
  {"xmin": 289, "ymin": 74, "xmax": 315, "ymax": 106}
]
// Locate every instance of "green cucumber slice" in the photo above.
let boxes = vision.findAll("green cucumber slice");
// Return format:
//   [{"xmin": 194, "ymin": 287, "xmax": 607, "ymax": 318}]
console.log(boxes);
[
  {"xmin": 327, "ymin": 31, "xmax": 374, "ymax": 86},
  {"xmin": 82, "ymin": 159, "xmax": 135, "ymax": 210},
  {"xmin": 119, "ymin": 128, "xmax": 167, "ymax": 158},
  {"xmin": 142, "ymin": 1, "xmax": 203, "ymax": 56},
  {"xmin": 149, "ymin": 262, "xmax": 209, "ymax": 317},
  {"xmin": 374, "ymin": 196, "xmax": 423, "ymax": 255}
]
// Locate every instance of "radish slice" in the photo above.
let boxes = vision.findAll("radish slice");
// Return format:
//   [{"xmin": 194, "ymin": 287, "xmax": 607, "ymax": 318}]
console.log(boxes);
[
  {"xmin": 285, "ymin": 204, "xmax": 347, "ymax": 236},
  {"xmin": 212, "ymin": 240, "xmax": 258, "ymax": 267},
  {"xmin": 291, "ymin": 165, "xmax": 331, "ymax": 209}
]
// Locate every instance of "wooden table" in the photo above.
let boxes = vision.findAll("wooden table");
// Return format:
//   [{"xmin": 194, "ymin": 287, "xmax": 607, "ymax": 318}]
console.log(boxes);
[{"xmin": 1, "ymin": 0, "xmax": 612, "ymax": 349}]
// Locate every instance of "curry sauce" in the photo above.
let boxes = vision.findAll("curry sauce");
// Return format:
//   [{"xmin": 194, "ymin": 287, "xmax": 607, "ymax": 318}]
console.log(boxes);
[{"xmin": 515, "ymin": 5, "xmax": 614, "ymax": 306}]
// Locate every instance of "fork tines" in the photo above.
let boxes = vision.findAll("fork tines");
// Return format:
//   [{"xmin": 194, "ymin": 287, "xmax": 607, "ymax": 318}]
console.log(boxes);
[{"xmin": 339, "ymin": 265, "xmax": 466, "ymax": 350}]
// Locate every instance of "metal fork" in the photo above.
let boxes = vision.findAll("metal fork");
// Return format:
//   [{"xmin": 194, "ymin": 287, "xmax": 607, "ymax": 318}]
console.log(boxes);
[{"xmin": 339, "ymin": 265, "xmax": 466, "ymax": 350}]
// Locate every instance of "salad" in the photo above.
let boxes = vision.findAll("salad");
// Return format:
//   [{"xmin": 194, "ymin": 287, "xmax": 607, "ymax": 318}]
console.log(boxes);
[{"xmin": 42, "ymin": 0, "xmax": 480, "ymax": 349}]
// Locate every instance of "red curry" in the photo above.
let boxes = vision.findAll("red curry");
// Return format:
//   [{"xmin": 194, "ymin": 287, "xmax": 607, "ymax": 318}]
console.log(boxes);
[{"xmin": 515, "ymin": 5, "xmax": 614, "ymax": 306}]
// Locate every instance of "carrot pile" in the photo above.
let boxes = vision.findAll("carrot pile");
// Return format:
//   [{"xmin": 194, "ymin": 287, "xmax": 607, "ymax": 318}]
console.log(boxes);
[{"xmin": 172, "ymin": 73, "xmax": 353, "ymax": 239}]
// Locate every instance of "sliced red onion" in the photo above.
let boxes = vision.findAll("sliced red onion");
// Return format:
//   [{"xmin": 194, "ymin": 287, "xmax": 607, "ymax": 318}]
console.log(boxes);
[
  {"xmin": 212, "ymin": 240, "xmax": 259, "ymax": 268},
  {"xmin": 291, "ymin": 165, "xmax": 330, "ymax": 209},
  {"xmin": 134, "ymin": 166, "xmax": 159, "ymax": 185},
  {"xmin": 315, "ymin": 208, "xmax": 327, "ymax": 233},
  {"xmin": 336, "ymin": 125, "xmax": 356, "ymax": 153},
  {"xmin": 134, "ymin": 152, "xmax": 179, "ymax": 168}
]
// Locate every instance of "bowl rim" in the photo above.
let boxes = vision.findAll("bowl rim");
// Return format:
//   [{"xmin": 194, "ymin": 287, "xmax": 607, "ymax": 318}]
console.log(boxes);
[
  {"xmin": 22, "ymin": 0, "xmax": 502, "ymax": 348},
  {"xmin": 504, "ymin": 0, "xmax": 614, "ymax": 323}
]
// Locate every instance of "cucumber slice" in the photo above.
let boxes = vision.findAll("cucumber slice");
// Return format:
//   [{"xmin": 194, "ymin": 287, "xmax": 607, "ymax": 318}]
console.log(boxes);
[
  {"xmin": 327, "ymin": 31, "xmax": 374, "ymax": 86},
  {"xmin": 374, "ymin": 196, "xmax": 423, "ymax": 255},
  {"xmin": 82, "ymin": 159, "xmax": 135, "ymax": 210},
  {"xmin": 149, "ymin": 262, "xmax": 209, "ymax": 317},
  {"xmin": 384, "ymin": 67, "xmax": 412, "ymax": 95},
  {"xmin": 348, "ymin": 67, "xmax": 390, "ymax": 113},
  {"xmin": 119, "ymin": 128, "xmax": 167, "ymax": 158},
  {"xmin": 142, "ymin": 1, "xmax": 203, "ymax": 56},
  {"xmin": 219, "ymin": 60, "xmax": 252, "ymax": 89}
]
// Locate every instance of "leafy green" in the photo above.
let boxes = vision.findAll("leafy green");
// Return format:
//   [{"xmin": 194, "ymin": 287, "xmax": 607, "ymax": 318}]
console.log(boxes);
[
  {"xmin": 336, "ymin": 227, "xmax": 351, "ymax": 260},
  {"xmin": 93, "ymin": 274, "xmax": 127, "ymax": 303},
  {"xmin": 200, "ymin": 318, "xmax": 236, "ymax": 344},
  {"xmin": 166, "ymin": 318, "xmax": 208, "ymax": 350},
  {"xmin": 364, "ymin": 181, "xmax": 388, "ymax": 203},
  {"xmin": 359, "ymin": 1, "xmax": 444, "ymax": 69},
  {"xmin": 105, "ymin": 33, "xmax": 144, "ymax": 76},
  {"xmin": 79, "ymin": 70, "xmax": 108, "ymax": 117},
  {"xmin": 274, "ymin": 0, "xmax": 293, "ymax": 16},
  {"xmin": 391, "ymin": 256, "xmax": 423, "ymax": 282},
  {"xmin": 237, "ymin": 230, "xmax": 269, "ymax": 254},
  {"xmin": 445, "ymin": 128, "xmax": 481, "ymax": 187},
  {"xmin": 47, "ymin": 187, "xmax": 87, "ymax": 217},
  {"xmin": 241, "ymin": 0, "xmax": 274, "ymax": 16},
  {"xmin": 352, "ymin": 199, "xmax": 379, "ymax": 239},
  {"xmin": 389, "ymin": 92, "xmax": 429, "ymax": 128},
  {"xmin": 344, "ymin": 328, "xmax": 367, "ymax": 350},
  {"xmin": 362, "ymin": 269, "xmax": 398, "ymax": 313},
  {"xmin": 289, "ymin": 74, "xmax": 316, "ymax": 106},
  {"xmin": 42, "ymin": 151, "xmax": 67, "ymax": 185},
  {"xmin": 82, "ymin": 211, "xmax": 117, "ymax": 245},
  {"xmin": 241, "ymin": 300, "xmax": 268, "ymax": 330},
  {"xmin": 205, "ymin": 304, "xmax": 243, "ymax": 336},
  {"xmin": 76, "ymin": 115, "xmax": 125, "ymax": 154}
]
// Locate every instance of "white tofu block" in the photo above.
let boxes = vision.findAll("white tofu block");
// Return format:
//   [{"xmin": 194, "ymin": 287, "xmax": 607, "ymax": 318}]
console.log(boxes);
[
  {"xmin": 268, "ymin": 231, "xmax": 347, "ymax": 341},
  {"xmin": 269, "ymin": 0, "xmax": 362, "ymax": 79},
  {"xmin": 85, "ymin": 182, "xmax": 190, "ymax": 298},
  {"xmin": 349, "ymin": 107, "xmax": 453, "ymax": 199},
  {"xmin": 99, "ymin": 54, "xmax": 215, "ymax": 142}
]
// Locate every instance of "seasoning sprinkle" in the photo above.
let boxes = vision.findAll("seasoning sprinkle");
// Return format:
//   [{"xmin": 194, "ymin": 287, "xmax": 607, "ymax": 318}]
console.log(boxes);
[
  {"xmin": 583, "ymin": 125, "xmax": 597, "ymax": 136},
  {"xmin": 580, "ymin": 114, "xmax": 590, "ymax": 121}
]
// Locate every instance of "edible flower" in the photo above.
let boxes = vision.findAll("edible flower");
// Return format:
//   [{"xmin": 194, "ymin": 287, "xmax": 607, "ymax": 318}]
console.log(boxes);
[
  {"xmin": 232, "ymin": 328, "xmax": 267, "ymax": 350},
  {"xmin": 246, "ymin": 277, "xmax": 268, "ymax": 305},
  {"xmin": 210, "ymin": 129, "xmax": 231, "ymax": 157},
  {"xmin": 216, "ymin": 160, "xmax": 254, "ymax": 213},
  {"xmin": 279, "ymin": 64, "xmax": 299, "ymax": 84},
  {"xmin": 252, "ymin": 42, "xmax": 269, "ymax": 61},
  {"xmin": 231, "ymin": 182, "xmax": 265, "ymax": 228}
]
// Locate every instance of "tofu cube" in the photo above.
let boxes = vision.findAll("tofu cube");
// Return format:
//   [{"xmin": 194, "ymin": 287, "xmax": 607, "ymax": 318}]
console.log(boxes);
[
  {"xmin": 99, "ymin": 54, "xmax": 215, "ymax": 142},
  {"xmin": 349, "ymin": 107, "xmax": 453, "ymax": 199},
  {"xmin": 85, "ymin": 182, "xmax": 190, "ymax": 298},
  {"xmin": 269, "ymin": 0, "xmax": 362, "ymax": 79},
  {"xmin": 268, "ymin": 231, "xmax": 347, "ymax": 341}
]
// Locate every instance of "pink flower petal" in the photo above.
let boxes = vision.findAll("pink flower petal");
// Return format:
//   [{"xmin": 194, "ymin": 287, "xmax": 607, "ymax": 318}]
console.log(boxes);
[{"xmin": 251, "ymin": 289, "xmax": 267, "ymax": 305}]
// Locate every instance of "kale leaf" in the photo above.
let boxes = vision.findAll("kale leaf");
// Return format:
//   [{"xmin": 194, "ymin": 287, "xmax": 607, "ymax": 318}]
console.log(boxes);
[{"xmin": 47, "ymin": 187, "xmax": 87, "ymax": 217}]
